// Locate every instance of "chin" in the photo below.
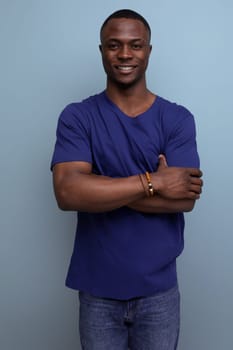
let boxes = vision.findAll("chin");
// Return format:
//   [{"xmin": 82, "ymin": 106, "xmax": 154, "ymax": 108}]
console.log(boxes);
[{"xmin": 110, "ymin": 76, "xmax": 142, "ymax": 89}]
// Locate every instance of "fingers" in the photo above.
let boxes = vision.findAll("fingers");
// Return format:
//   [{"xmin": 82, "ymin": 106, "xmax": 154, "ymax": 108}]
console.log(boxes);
[
  {"xmin": 191, "ymin": 184, "xmax": 202, "ymax": 195},
  {"xmin": 191, "ymin": 192, "xmax": 201, "ymax": 200},
  {"xmin": 189, "ymin": 168, "xmax": 203, "ymax": 178},
  {"xmin": 152, "ymin": 163, "xmax": 203, "ymax": 200},
  {"xmin": 158, "ymin": 154, "xmax": 168, "ymax": 169},
  {"xmin": 190, "ymin": 175, "xmax": 203, "ymax": 196},
  {"xmin": 191, "ymin": 176, "xmax": 203, "ymax": 186}
]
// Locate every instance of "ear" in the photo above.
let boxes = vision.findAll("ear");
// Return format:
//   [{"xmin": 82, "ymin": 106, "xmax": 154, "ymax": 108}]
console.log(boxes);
[
  {"xmin": 99, "ymin": 44, "xmax": 103, "ymax": 53},
  {"xmin": 149, "ymin": 45, "xmax": 152, "ymax": 54}
]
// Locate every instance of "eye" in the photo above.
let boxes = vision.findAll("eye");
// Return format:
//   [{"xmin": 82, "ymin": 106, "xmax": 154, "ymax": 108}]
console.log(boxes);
[
  {"xmin": 131, "ymin": 44, "xmax": 143, "ymax": 50},
  {"xmin": 107, "ymin": 43, "xmax": 119, "ymax": 50}
]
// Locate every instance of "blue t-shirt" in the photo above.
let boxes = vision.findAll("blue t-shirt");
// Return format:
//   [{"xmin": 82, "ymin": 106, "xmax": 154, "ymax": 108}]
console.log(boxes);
[{"xmin": 51, "ymin": 91, "xmax": 200, "ymax": 300}]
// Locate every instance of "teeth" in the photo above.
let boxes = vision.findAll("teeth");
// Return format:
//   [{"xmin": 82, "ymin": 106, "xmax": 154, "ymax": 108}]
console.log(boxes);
[{"xmin": 117, "ymin": 66, "xmax": 134, "ymax": 71}]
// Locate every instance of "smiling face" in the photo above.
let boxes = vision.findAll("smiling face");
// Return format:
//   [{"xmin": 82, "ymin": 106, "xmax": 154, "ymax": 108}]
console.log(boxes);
[{"xmin": 100, "ymin": 18, "xmax": 152, "ymax": 89}]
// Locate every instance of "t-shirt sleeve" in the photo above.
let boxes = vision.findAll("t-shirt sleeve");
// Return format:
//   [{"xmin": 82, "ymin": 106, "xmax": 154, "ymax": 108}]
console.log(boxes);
[
  {"xmin": 164, "ymin": 107, "xmax": 200, "ymax": 168},
  {"xmin": 50, "ymin": 104, "xmax": 92, "ymax": 169}
]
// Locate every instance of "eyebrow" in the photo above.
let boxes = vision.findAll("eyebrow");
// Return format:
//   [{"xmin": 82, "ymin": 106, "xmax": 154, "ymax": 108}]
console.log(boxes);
[{"xmin": 104, "ymin": 38, "xmax": 147, "ymax": 43}]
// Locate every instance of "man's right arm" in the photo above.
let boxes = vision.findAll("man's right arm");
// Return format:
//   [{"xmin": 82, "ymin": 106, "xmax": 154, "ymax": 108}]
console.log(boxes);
[
  {"xmin": 53, "ymin": 161, "xmax": 145, "ymax": 212},
  {"xmin": 128, "ymin": 155, "xmax": 203, "ymax": 213}
]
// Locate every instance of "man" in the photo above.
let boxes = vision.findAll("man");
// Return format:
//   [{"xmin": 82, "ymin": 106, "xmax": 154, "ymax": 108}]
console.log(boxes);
[{"xmin": 51, "ymin": 9, "xmax": 203, "ymax": 350}]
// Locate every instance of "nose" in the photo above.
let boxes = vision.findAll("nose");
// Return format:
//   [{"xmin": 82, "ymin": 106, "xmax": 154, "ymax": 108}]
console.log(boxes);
[{"xmin": 117, "ymin": 44, "xmax": 133, "ymax": 59}]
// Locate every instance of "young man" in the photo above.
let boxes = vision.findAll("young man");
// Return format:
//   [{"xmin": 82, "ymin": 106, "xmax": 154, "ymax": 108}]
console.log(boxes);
[{"xmin": 51, "ymin": 9, "xmax": 203, "ymax": 350}]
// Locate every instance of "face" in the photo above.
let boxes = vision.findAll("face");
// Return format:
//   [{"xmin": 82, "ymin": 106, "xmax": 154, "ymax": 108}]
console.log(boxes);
[{"xmin": 100, "ymin": 18, "xmax": 152, "ymax": 88}]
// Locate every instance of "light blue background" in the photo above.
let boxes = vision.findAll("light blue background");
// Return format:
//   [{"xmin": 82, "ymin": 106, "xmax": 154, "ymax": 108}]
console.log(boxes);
[{"xmin": 1, "ymin": 1, "xmax": 232, "ymax": 349}]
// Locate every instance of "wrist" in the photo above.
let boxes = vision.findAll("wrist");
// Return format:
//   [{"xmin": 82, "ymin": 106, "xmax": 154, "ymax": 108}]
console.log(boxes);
[
  {"xmin": 150, "ymin": 172, "xmax": 162, "ymax": 193},
  {"xmin": 139, "ymin": 172, "xmax": 156, "ymax": 197}
]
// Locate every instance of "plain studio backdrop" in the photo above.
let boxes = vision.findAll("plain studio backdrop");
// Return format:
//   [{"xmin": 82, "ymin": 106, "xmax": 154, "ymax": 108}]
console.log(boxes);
[{"xmin": 0, "ymin": 1, "xmax": 232, "ymax": 349}]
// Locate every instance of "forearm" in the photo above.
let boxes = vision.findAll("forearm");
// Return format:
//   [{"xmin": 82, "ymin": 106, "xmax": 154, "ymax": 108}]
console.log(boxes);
[
  {"xmin": 54, "ymin": 171, "xmax": 145, "ymax": 212},
  {"xmin": 53, "ymin": 159, "xmax": 202, "ymax": 213},
  {"xmin": 128, "ymin": 195, "xmax": 196, "ymax": 213}
]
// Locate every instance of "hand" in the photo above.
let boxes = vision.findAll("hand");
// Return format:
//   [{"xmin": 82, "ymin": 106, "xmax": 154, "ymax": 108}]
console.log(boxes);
[{"xmin": 150, "ymin": 154, "xmax": 203, "ymax": 200}]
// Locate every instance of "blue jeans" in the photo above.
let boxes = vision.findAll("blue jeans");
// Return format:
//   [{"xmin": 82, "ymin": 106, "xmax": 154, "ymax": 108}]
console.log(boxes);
[{"xmin": 79, "ymin": 285, "xmax": 180, "ymax": 350}]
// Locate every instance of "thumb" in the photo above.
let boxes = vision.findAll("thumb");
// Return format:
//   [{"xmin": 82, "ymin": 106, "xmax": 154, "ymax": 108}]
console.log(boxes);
[{"xmin": 158, "ymin": 154, "xmax": 168, "ymax": 170}]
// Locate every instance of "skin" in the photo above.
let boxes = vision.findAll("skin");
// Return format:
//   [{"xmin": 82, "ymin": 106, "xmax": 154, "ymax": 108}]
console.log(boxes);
[
  {"xmin": 53, "ymin": 18, "xmax": 203, "ymax": 213},
  {"xmin": 99, "ymin": 18, "xmax": 154, "ymax": 116}
]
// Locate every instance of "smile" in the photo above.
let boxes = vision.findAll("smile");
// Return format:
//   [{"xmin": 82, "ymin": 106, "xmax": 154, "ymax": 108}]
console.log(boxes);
[{"xmin": 115, "ymin": 65, "xmax": 136, "ymax": 72}]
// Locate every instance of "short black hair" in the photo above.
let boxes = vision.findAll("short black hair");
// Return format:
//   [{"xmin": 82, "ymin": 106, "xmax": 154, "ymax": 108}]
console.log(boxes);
[{"xmin": 100, "ymin": 9, "xmax": 151, "ymax": 42}]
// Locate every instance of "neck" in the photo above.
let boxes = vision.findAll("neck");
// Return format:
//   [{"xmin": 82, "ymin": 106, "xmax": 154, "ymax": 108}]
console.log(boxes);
[
  {"xmin": 106, "ymin": 79, "xmax": 149, "ymax": 103},
  {"xmin": 105, "ymin": 81, "xmax": 156, "ymax": 117}
]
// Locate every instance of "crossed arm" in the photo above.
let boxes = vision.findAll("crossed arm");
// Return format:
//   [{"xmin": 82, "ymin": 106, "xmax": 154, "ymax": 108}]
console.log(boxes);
[{"xmin": 52, "ymin": 155, "xmax": 203, "ymax": 214}]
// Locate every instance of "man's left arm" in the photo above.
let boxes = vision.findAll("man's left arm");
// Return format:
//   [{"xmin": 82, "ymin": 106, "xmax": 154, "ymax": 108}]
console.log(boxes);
[
  {"xmin": 128, "ymin": 197, "xmax": 196, "ymax": 214},
  {"xmin": 128, "ymin": 110, "xmax": 203, "ymax": 213}
]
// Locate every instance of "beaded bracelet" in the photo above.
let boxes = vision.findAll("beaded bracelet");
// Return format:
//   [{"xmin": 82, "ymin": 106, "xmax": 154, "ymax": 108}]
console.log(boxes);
[
  {"xmin": 139, "ymin": 172, "xmax": 155, "ymax": 197},
  {"xmin": 145, "ymin": 171, "xmax": 155, "ymax": 197}
]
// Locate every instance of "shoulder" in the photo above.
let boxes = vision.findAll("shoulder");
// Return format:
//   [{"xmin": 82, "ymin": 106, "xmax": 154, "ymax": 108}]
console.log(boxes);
[
  {"xmin": 158, "ymin": 96, "xmax": 192, "ymax": 118},
  {"xmin": 57, "ymin": 91, "xmax": 105, "ymax": 130},
  {"xmin": 60, "ymin": 92, "xmax": 104, "ymax": 120},
  {"xmin": 155, "ymin": 96, "xmax": 198, "ymax": 143},
  {"xmin": 157, "ymin": 95, "xmax": 194, "ymax": 125}
]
